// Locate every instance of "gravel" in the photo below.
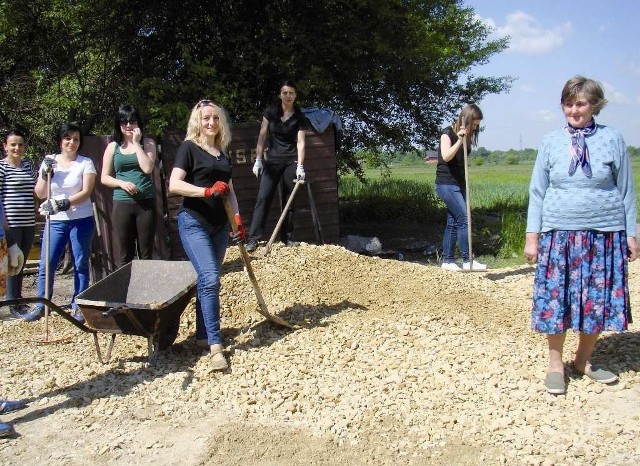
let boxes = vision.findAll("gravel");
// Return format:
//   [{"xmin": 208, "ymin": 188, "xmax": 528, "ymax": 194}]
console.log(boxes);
[{"xmin": 1, "ymin": 242, "xmax": 640, "ymax": 465}]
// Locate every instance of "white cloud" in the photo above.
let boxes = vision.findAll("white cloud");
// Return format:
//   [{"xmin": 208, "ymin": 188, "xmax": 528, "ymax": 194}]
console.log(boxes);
[
  {"xmin": 602, "ymin": 81, "xmax": 628, "ymax": 105},
  {"xmin": 597, "ymin": 21, "xmax": 611, "ymax": 33},
  {"xmin": 530, "ymin": 110, "xmax": 556, "ymax": 123},
  {"xmin": 480, "ymin": 11, "xmax": 572, "ymax": 55}
]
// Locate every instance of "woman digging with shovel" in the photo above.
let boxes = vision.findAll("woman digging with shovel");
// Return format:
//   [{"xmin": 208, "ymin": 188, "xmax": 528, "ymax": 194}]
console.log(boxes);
[
  {"xmin": 169, "ymin": 100, "xmax": 246, "ymax": 371},
  {"xmin": 435, "ymin": 103, "xmax": 486, "ymax": 271}
]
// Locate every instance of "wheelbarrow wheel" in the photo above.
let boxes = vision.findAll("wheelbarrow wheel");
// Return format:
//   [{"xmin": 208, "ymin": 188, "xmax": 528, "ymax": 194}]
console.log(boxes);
[{"xmin": 157, "ymin": 317, "xmax": 180, "ymax": 350}]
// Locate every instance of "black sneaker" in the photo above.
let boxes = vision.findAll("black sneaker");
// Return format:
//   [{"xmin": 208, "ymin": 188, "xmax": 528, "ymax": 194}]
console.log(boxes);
[
  {"xmin": 7, "ymin": 305, "xmax": 28, "ymax": 320},
  {"xmin": 245, "ymin": 240, "xmax": 258, "ymax": 252}
]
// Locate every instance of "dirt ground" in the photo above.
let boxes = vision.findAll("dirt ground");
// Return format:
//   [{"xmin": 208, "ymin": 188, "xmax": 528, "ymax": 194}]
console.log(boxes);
[{"xmin": 1, "ymin": 236, "xmax": 640, "ymax": 465}]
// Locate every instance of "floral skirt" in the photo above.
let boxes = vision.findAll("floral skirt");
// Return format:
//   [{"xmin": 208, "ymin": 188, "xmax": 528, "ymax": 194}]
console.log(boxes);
[{"xmin": 531, "ymin": 230, "xmax": 631, "ymax": 334}]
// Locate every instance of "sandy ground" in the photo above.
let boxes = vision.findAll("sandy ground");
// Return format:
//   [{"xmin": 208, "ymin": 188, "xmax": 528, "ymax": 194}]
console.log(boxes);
[{"xmin": 1, "ymin": 243, "xmax": 640, "ymax": 465}]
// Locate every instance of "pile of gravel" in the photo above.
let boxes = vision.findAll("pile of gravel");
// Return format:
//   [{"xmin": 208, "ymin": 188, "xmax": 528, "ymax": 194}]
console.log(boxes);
[{"xmin": 1, "ymin": 243, "xmax": 639, "ymax": 465}]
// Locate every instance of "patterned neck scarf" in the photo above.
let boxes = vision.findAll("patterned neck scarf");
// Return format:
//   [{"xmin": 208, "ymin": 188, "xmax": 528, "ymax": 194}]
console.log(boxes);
[{"xmin": 566, "ymin": 119, "xmax": 596, "ymax": 177}]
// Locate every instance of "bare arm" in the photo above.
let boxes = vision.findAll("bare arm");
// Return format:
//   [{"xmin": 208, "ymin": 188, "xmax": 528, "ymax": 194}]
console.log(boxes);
[
  {"xmin": 133, "ymin": 134, "xmax": 157, "ymax": 174},
  {"xmin": 68, "ymin": 172, "xmax": 96, "ymax": 205},
  {"xmin": 255, "ymin": 117, "xmax": 269, "ymax": 160},
  {"xmin": 34, "ymin": 173, "xmax": 47, "ymax": 199},
  {"xmin": 440, "ymin": 128, "xmax": 467, "ymax": 163},
  {"xmin": 524, "ymin": 232, "xmax": 539, "ymax": 263},
  {"xmin": 100, "ymin": 142, "xmax": 122, "ymax": 188},
  {"xmin": 297, "ymin": 129, "xmax": 306, "ymax": 165},
  {"xmin": 168, "ymin": 167, "xmax": 207, "ymax": 197},
  {"xmin": 227, "ymin": 179, "xmax": 240, "ymax": 215},
  {"xmin": 628, "ymin": 236, "xmax": 638, "ymax": 262}
]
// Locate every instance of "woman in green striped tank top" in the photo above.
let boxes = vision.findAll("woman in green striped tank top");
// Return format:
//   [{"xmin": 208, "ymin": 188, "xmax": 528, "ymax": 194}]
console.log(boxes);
[{"xmin": 101, "ymin": 105, "xmax": 157, "ymax": 268}]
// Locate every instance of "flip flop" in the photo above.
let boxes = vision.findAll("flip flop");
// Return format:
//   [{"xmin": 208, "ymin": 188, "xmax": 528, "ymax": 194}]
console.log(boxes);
[
  {"xmin": 544, "ymin": 372, "xmax": 566, "ymax": 395},
  {"xmin": 573, "ymin": 364, "xmax": 618, "ymax": 384}
]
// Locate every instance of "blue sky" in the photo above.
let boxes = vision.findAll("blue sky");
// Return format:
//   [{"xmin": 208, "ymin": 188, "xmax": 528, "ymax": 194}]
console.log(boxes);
[{"xmin": 463, "ymin": 0, "xmax": 640, "ymax": 151}]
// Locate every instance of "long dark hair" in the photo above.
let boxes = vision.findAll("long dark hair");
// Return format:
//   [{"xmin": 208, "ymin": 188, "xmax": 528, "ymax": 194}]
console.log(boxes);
[{"xmin": 114, "ymin": 104, "xmax": 145, "ymax": 144}]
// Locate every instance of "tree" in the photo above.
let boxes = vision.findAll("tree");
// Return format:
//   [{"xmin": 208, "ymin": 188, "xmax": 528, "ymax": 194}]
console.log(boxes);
[{"xmin": 0, "ymin": 0, "xmax": 511, "ymax": 174}]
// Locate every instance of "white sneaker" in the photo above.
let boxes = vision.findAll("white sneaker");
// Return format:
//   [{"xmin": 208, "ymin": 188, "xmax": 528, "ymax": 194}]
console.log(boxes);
[
  {"xmin": 463, "ymin": 260, "xmax": 487, "ymax": 270},
  {"xmin": 441, "ymin": 262, "xmax": 462, "ymax": 271}
]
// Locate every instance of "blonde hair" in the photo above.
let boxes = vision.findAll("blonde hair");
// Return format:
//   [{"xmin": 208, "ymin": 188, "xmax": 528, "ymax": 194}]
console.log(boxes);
[
  {"xmin": 452, "ymin": 103, "xmax": 483, "ymax": 147},
  {"xmin": 185, "ymin": 101, "xmax": 232, "ymax": 150},
  {"xmin": 561, "ymin": 75, "xmax": 608, "ymax": 116}
]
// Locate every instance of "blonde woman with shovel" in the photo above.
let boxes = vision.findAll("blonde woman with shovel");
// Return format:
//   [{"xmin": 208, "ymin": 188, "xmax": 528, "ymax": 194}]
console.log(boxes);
[
  {"xmin": 169, "ymin": 100, "xmax": 246, "ymax": 371},
  {"xmin": 435, "ymin": 103, "xmax": 486, "ymax": 271}
]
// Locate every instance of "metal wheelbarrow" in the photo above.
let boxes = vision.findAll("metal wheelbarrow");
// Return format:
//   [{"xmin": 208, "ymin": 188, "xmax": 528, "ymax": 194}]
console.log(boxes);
[
  {"xmin": 1, "ymin": 260, "xmax": 196, "ymax": 363},
  {"xmin": 71, "ymin": 259, "xmax": 197, "ymax": 364}
]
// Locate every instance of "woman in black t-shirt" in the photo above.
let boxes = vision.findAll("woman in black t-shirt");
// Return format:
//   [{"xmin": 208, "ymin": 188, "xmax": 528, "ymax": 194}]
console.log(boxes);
[
  {"xmin": 245, "ymin": 80, "xmax": 308, "ymax": 252},
  {"xmin": 435, "ymin": 103, "xmax": 486, "ymax": 271},
  {"xmin": 169, "ymin": 100, "xmax": 246, "ymax": 371}
]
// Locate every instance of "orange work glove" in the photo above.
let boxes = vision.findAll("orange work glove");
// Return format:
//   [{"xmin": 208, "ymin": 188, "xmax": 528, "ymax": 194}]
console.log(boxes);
[
  {"xmin": 204, "ymin": 181, "xmax": 229, "ymax": 198},
  {"xmin": 230, "ymin": 214, "xmax": 246, "ymax": 244}
]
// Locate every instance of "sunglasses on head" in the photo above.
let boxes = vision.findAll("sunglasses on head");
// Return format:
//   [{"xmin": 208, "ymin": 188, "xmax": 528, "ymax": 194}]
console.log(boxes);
[{"xmin": 196, "ymin": 99, "xmax": 219, "ymax": 109}]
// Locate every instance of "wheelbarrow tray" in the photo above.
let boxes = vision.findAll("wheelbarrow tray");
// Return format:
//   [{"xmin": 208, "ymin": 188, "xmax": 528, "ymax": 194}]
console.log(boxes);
[{"xmin": 75, "ymin": 260, "xmax": 196, "ymax": 338}]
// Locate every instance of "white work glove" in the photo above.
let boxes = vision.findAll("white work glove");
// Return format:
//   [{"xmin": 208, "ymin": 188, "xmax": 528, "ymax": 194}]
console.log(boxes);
[
  {"xmin": 295, "ymin": 164, "xmax": 305, "ymax": 181},
  {"xmin": 7, "ymin": 244, "xmax": 24, "ymax": 276},
  {"xmin": 39, "ymin": 198, "xmax": 71, "ymax": 216},
  {"xmin": 40, "ymin": 156, "xmax": 57, "ymax": 180},
  {"xmin": 252, "ymin": 159, "xmax": 264, "ymax": 178}
]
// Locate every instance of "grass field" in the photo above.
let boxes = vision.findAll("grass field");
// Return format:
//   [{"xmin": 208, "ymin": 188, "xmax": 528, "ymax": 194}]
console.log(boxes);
[{"xmin": 339, "ymin": 159, "xmax": 640, "ymax": 265}]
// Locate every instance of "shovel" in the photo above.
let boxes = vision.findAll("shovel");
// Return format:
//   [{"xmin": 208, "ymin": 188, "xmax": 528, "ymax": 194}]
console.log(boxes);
[
  {"xmin": 461, "ymin": 120, "xmax": 480, "ymax": 272},
  {"xmin": 263, "ymin": 179, "xmax": 305, "ymax": 257},
  {"xmin": 36, "ymin": 168, "xmax": 72, "ymax": 343},
  {"xmin": 221, "ymin": 195, "xmax": 293, "ymax": 329}
]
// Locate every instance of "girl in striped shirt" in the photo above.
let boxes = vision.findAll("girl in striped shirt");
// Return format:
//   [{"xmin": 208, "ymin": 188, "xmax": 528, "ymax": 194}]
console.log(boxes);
[{"xmin": 1, "ymin": 130, "xmax": 36, "ymax": 317}]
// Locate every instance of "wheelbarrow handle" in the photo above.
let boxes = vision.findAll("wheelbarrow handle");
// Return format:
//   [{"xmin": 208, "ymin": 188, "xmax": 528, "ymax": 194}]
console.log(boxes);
[{"xmin": 0, "ymin": 297, "xmax": 91, "ymax": 332}]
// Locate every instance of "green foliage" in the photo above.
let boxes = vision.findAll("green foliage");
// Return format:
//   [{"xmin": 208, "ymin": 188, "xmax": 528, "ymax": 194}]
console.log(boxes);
[
  {"xmin": 0, "ymin": 0, "xmax": 511, "ymax": 170},
  {"xmin": 505, "ymin": 153, "xmax": 519, "ymax": 165},
  {"xmin": 497, "ymin": 211, "xmax": 527, "ymax": 259},
  {"xmin": 339, "ymin": 177, "xmax": 441, "ymax": 222}
]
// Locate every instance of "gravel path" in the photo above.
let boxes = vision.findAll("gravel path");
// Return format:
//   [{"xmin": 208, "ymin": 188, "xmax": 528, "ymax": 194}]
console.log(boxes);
[{"xmin": 1, "ymin": 243, "xmax": 639, "ymax": 465}]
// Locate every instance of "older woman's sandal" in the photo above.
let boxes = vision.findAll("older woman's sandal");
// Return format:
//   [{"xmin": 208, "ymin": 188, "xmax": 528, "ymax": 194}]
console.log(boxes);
[
  {"xmin": 544, "ymin": 372, "xmax": 566, "ymax": 395},
  {"xmin": 573, "ymin": 364, "xmax": 618, "ymax": 384}
]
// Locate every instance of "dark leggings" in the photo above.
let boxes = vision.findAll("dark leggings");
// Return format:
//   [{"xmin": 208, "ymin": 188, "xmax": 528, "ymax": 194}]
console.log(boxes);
[
  {"xmin": 112, "ymin": 199, "xmax": 156, "ymax": 267},
  {"xmin": 247, "ymin": 158, "xmax": 297, "ymax": 243},
  {"xmin": 6, "ymin": 225, "xmax": 36, "ymax": 300}
]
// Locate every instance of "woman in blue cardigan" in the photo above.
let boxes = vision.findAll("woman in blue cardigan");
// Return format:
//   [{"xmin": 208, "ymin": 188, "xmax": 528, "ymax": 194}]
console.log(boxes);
[{"xmin": 525, "ymin": 76, "xmax": 638, "ymax": 395}]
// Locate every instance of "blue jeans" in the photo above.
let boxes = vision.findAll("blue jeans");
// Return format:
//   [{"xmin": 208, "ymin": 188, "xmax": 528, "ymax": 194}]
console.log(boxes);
[
  {"xmin": 435, "ymin": 183, "xmax": 469, "ymax": 262},
  {"xmin": 6, "ymin": 225, "xmax": 36, "ymax": 300},
  {"xmin": 177, "ymin": 211, "xmax": 228, "ymax": 345},
  {"xmin": 36, "ymin": 216, "xmax": 95, "ymax": 308}
]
